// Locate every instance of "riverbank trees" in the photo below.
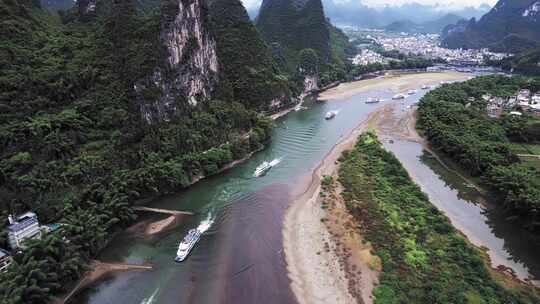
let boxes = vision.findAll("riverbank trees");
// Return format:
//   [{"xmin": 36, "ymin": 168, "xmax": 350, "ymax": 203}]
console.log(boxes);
[
  {"xmin": 350, "ymin": 56, "xmax": 434, "ymax": 78},
  {"xmin": 417, "ymin": 75, "xmax": 540, "ymax": 231},
  {"xmin": 337, "ymin": 132, "xmax": 539, "ymax": 303}
]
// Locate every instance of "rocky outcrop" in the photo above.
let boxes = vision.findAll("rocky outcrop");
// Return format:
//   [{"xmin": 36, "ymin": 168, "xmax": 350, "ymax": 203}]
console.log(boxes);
[
  {"xmin": 136, "ymin": 0, "xmax": 219, "ymax": 124},
  {"xmin": 303, "ymin": 75, "xmax": 319, "ymax": 93}
]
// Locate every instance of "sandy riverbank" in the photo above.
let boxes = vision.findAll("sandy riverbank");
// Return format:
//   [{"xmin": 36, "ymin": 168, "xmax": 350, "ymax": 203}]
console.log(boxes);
[
  {"xmin": 145, "ymin": 215, "xmax": 178, "ymax": 235},
  {"xmin": 319, "ymin": 72, "xmax": 468, "ymax": 101},
  {"xmin": 283, "ymin": 71, "xmax": 474, "ymax": 304},
  {"xmin": 58, "ymin": 260, "xmax": 152, "ymax": 304},
  {"xmin": 283, "ymin": 108, "xmax": 384, "ymax": 304}
]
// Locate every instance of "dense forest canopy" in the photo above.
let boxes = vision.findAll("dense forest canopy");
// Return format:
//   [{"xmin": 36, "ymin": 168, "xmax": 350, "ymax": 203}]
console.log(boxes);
[{"xmin": 0, "ymin": 0, "xmax": 285, "ymax": 301}]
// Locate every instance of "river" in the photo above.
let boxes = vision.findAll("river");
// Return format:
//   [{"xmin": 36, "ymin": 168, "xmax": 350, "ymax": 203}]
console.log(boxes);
[{"xmin": 74, "ymin": 73, "xmax": 540, "ymax": 303}]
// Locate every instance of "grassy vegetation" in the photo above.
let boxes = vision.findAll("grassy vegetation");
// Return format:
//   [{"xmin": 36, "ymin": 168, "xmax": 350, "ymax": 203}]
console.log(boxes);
[
  {"xmin": 509, "ymin": 143, "xmax": 540, "ymax": 155},
  {"xmin": 337, "ymin": 132, "xmax": 539, "ymax": 304}
]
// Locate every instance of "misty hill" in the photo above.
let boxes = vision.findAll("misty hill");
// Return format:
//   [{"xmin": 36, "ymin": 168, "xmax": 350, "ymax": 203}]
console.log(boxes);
[
  {"xmin": 256, "ymin": 0, "xmax": 331, "ymax": 65},
  {"xmin": 255, "ymin": 0, "xmax": 355, "ymax": 86},
  {"xmin": 384, "ymin": 14, "xmax": 464, "ymax": 34},
  {"xmin": 320, "ymin": 1, "xmax": 490, "ymax": 28},
  {"xmin": 442, "ymin": 0, "xmax": 540, "ymax": 53}
]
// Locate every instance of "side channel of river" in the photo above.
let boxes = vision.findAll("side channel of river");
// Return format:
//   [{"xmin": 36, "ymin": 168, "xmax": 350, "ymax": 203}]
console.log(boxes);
[{"xmin": 381, "ymin": 91, "xmax": 540, "ymax": 285}]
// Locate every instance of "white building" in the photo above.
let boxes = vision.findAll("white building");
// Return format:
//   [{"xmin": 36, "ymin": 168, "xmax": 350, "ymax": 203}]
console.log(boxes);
[
  {"xmin": 0, "ymin": 249, "xmax": 12, "ymax": 273},
  {"xmin": 7, "ymin": 212, "xmax": 42, "ymax": 249}
]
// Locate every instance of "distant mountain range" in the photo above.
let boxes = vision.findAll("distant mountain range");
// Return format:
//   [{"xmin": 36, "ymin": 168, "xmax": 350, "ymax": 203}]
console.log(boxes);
[
  {"xmin": 300, "ymin": 1, "xmax": 491, "ymax": 28},
  {"xmin": 442, "ymin": 0, "xmax": 540, "ymax": 53},
  {"xmin": 384, "ymin": 13, "xmax": 465, "ymax": 34}
]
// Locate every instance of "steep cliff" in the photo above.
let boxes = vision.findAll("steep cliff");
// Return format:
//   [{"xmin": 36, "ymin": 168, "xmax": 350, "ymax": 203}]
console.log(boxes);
[
  {"xmin": 255, "ymin": 0, "xmax": 353, "ymax": 90},
  {"xmin": 0, "ymin": 0, "xmax": 285, "ymax": 300},
  {"xmin": 207, "ymin": 0, "xmax": 294, "ymax": 110},
  {"xmin": 256, "ymin": 0, "xmax": 331, "ymax": 69},
  {"xmin": 136, "ymin": 0, "xmax": 219, "ymax": 123},
  {"xmin": 135, "ymin": 0, "xmax": 293, "ymax": 123},
  {"xmin": 442, "ymin": 0, "xmax": 540, "ymax": 53}
]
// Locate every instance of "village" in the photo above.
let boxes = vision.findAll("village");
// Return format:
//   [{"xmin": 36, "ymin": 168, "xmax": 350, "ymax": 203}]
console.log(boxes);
[
  {"xmin": 345, "ymin": 28, "xmax": 510, "ymax": 67},
  {"xmin": 486, "ymin": 88, "xmax": 540, "ymax": 118}
]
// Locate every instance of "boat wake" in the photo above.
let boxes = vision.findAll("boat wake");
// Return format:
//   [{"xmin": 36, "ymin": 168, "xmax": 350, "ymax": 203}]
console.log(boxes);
[
  {"xmin": 197, "ymin": 212, "xmax": 215, "ymax": 234},
  {"xmin": 140, "ymin": 287, "xmax": 159, "ymax": 304},
  {"xmin": 268, "ymin": 157, "xmax": 282, "ymax": 167}
]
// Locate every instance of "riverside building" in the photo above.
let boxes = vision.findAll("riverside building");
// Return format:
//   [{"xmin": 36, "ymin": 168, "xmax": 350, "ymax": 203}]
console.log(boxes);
[
  {"xmin": 0, "ymin": 248, "xmax": 12, "ymax": 273},
  {"xmin": 7, "ymin": 212, "xmax": 42, "ymax": 249}
]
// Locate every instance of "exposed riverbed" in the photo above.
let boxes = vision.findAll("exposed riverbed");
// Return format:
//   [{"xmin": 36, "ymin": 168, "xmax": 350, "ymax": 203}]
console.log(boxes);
[{"xmin": 73, "ymin": 72, "xmax": 540, "ymax": 304}]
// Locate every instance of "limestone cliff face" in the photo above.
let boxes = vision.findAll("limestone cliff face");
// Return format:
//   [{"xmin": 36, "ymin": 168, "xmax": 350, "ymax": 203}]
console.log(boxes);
[
  {"xmin": 303, "ymin": 75, "xmax": 319, "ymax": 93},
  {"xmin": 136, "ymin": 0, "xmax": 219, "ymax": 124}
]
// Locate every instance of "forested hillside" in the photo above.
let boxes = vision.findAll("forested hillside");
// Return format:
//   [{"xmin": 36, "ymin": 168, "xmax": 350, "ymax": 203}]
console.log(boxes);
[
  {"xmin": 417, "ymin": 75, "xmax": 540, "ymax": 232},
  {"xmin": 496, "ymin": 47, "xmax": 540, "ymax": 75},
  {"xmin": 255, "ymin": 0, "xmax": 355, "ymax": 87},
  {"xmin": 0, "ymin": 0, "xmax": 290, "ymax": 302},
  {"xmin": 442, "ymin": 0, "xmax": 540, "ymax": 53}
]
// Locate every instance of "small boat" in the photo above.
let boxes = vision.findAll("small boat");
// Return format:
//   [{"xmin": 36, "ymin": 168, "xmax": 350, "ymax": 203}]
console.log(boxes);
[
  {"xmin": 325, "ymin": 111, "xmax": 337, "ymax": 120},
  {"xmin": 365, "ymin": 97, "xmax": 381, "ymax": 104},
  {"xmin": 392, "ymin": 94, "xmax": 406, "ymax": 100},
  {"xmin": 253, "ymin": 158, "xmax": 281, "ymax": 177},
  {"xmin": 254, "ymin": 161, "xmax": 272, "ymax": 177},
  {"xmin": 421, "ymin": 85, "xmax": 430, "ymax": 90},
  {"xmin": 407, "ymin": 90, "xmax": 417, "ymax": 95},
  {"xmin": 175, "ymin": 229, "xmax": 202, "ymax": 262}
]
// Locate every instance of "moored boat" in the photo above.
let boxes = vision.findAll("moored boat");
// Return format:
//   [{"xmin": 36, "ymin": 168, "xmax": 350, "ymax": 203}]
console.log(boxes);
[
  {"xmin": 392, "ymin": 94, "xmax": 406, "ymax": 100},
  {"xmin": 365, "ymin": 97, "xmax": 381, "ymax": 104}
]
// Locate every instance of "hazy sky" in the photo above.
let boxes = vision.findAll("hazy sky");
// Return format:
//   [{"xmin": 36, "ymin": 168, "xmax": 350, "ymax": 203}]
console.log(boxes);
[
  {"xmin": 361, "ymin": 0, "xmax": 497, "ymax": 8},
  {"xmin": 242, "ymin": 0, "xmax": 498, "ymax": 11}
]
